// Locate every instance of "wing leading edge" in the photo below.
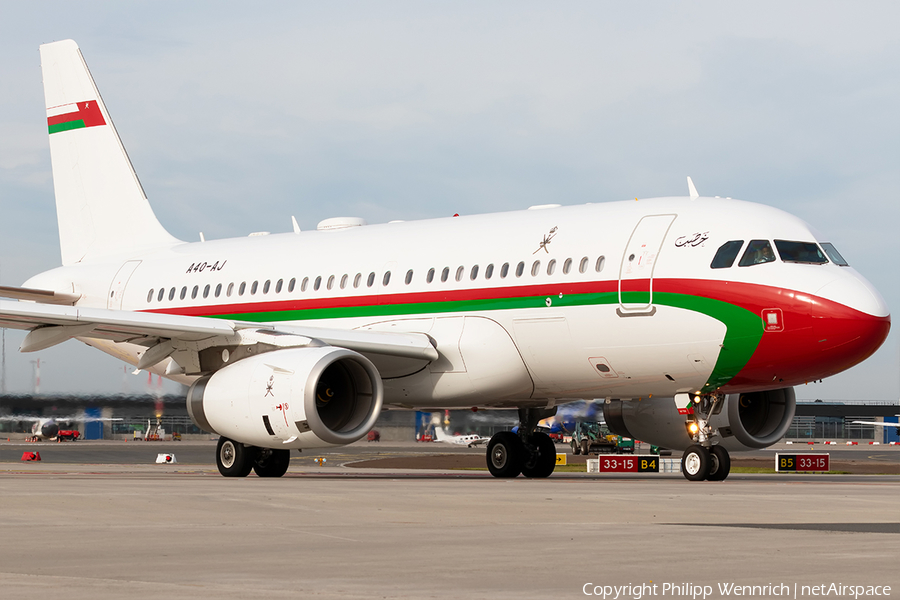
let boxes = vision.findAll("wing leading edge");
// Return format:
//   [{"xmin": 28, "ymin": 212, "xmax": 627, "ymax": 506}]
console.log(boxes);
[{"xmin": 0, "ymin": 299, "xmax": 438, "ymax": 365}]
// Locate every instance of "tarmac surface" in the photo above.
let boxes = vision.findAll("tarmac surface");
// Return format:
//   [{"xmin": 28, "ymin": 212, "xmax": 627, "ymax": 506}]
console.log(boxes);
[{"xmin": 0, "ymin": 440, "xmax": 897, "ymax": 599}]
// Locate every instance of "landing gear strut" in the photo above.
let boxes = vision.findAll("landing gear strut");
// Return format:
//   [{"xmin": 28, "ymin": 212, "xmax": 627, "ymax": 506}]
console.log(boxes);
[
  {"xmin": 681, "ymin": 393, "xmax": 732, "ymax": 481},
  {"xmin": 485, "ymin": 407, "xmax": 558, "ymax": 478}
]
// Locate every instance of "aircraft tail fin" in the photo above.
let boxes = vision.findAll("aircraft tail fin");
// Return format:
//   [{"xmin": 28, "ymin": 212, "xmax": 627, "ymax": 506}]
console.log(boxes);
[
  {"xmin": 40, "ymin": 40, "xmax": 180, "ymax": 266},
  {"xmin": 433, "ymin": 427, "xmax": 449, "ymax": 442}
]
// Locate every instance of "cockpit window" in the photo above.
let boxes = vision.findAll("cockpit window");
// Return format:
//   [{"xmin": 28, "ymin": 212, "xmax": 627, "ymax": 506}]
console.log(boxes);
[
  {"xmin": 820, "ymin": 242, "xmax": 849, "ymax": 266},
  {"xmin": 738, "ymin": 240, "xmax": 776, "ymax": 267},
  {"xmin": 710, "ymin": 240, "xmax": 744, "ymax": 269},
  {"xmin": 774, "ymin": 240, "xmax": 827, "ymax": 264}
]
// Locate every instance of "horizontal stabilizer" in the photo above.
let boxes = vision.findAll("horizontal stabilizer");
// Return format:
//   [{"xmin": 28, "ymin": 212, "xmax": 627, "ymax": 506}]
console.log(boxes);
[{"xmin": 0, "ymin": 285, "xmax": 81, "ymax": 305}]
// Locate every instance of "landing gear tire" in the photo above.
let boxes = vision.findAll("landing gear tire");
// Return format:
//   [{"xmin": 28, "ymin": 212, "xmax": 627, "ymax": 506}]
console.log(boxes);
[
  {"xmin": 521, "ymin": 432, "xmax": 557, "ymax": 478},
  {"xmin": 681, "ymin": 445, "xmax": 711, "ymax": 481},
  {"xmin": 253, "ymin": 448, "xmax": 291, "ymax": 478},
  {"xmin": 216, "ymin": 437, "xmax": 255, "ymax": 477},
  {"xmin": 571, "ymin": 441, "xmax": 581, "ymax": 455},
  {"xmin": 706, "ymin": 446, "xmax": 731, "ymax": 481},
  {"xmin": 487, "ymin": 432, "xmax": 524, "ymax": 478}
]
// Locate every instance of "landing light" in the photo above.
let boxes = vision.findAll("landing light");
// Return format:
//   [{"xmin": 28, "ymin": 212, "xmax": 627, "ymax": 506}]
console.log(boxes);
[
  {"xmin": 686, "ymin": 421, "xmax": 699, "ymax": 435},
  {"xmin": 693, "ymin": 394, "xmax": 702, "ymax": 404}
]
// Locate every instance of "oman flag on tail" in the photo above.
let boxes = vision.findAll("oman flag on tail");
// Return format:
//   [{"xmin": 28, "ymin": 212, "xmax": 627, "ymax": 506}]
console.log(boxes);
[{"xmin": 47, "ymin": 101, "xmax": 106, "ymax": 134}]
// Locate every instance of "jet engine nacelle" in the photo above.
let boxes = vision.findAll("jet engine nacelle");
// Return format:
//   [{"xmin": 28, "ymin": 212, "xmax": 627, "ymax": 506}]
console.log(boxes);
[
  {"xmin": 187, "ymin": 346, "xmax": 383, "ymax": 450},
  {"xmin": 603, "ymin": 388, "xmax": 796, "ymax": 452}
]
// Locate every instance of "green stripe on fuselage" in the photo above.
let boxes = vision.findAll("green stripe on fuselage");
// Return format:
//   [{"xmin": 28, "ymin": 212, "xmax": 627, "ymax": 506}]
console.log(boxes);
[{"xmin": 211, "ymin": 290, "xmax": 763, "ymax": 392}]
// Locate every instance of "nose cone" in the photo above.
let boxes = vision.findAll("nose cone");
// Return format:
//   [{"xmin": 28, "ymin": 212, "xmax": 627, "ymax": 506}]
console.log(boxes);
[
  {"xmin": 40, "ymin": 420, "xmax": 60, "ymax": 439},
  {"xmin": 815, "ymin": 269, "xmax": 890, "ymax": 318},
  {"xmin": 812, "ymin": 271, "xmax": 890, "ymax": 376}
]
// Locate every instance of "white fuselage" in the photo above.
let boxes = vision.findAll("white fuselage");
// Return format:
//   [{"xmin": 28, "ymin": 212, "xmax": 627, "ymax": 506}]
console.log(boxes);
[{"xmin": 24, "ymin": 196, "xmax": 889, "ymax": 409}]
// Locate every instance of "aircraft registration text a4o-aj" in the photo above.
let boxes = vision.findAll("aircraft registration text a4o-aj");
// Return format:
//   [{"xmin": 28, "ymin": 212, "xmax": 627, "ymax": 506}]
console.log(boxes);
[{"xmin": 0, "ymin": 39, "xmax": 889, "ymax": 480}]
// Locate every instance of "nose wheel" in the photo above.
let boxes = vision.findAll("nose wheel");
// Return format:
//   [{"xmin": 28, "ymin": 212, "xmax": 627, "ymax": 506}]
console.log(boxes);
[{"xmin": 681, "ymin": 445, "xmax": 731, "ymax": 481}]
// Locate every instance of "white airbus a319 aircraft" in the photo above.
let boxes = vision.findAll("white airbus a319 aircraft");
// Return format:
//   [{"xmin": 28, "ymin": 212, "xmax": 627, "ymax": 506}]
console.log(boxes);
[{"xmin": 0, "ymin": 40, "xmax": 890, "ymax": 480}]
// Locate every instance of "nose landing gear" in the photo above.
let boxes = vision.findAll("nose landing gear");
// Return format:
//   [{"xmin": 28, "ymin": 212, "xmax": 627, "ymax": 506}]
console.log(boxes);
[{"xmin": 681, "ymin": 393, "xmax": 733, "ymax": 481}]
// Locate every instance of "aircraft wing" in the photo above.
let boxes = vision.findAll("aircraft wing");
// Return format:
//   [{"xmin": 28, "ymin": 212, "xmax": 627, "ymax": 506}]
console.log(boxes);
[
  {"xmin": 0, "ymin": 299, "xmax": 439, "ymax": 364},
  {"xmin": 851, "ymin": 420, "xmax": 899, "ymax": 427}
]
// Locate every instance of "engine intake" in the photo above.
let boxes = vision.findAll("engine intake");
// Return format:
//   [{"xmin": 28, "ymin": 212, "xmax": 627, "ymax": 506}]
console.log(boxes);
[
  {"xmin": 603, "ymin": 387, "xmax": 796, "ymax": 452},
  {"xmin": 715, "ymin": 388, "xmax": 796, "ymax": 449},
  {"xmin": 187, "ymin": 346, "xmax": 383, "ymax": 449}
]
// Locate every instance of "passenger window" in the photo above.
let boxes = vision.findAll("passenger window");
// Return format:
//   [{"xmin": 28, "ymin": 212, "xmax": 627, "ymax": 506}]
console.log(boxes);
[
  {"xmin": 180, "ymin": 286, "xmax": 187, "ymax": 300},
  {"xmin": 563, "ymin": 258, "xmax": 572, "ymax": 274},
  {"xmin": 341, "ymin": 274, "xmax": 348, "ymax": 289},
  {"xmin": 314, "ymin": 276, "xmax": 322, "ymax": 291},
  {"xmin": 405, "ymin": 270, "xmax": 413, "ymax": 285},
  {"xmin": 251, "ymin": 281, "xmax": 259, "ymax": 295},
  {"xmin": 169, "ymin": 287, "xmax": 176, "ymax": 301},
  {"xmin": 287, "ymin": 278, "xmax": 295, "ymax": 293},
  {"xmin": 301, "ymin": 277, "xmax": 308, "ymax": 292},
  {"xmin": 738, "ymin": 240, "xmax": 776, "ymax": 267},
  {"xmin": 157, "ymin": 288, "xmax": 165, "ymax": 302},
  {"xmin": 455, "ymin": 266, "xmax": 464, "ymax": 282},
  {"xmin": 383, "ymin": 271, "xmax": 391, "ymax": 286},
  {"xmin": 470, "ymin": 265, "xmax": 479, "ymax": 280},
  {"xmin": 531, "ymin": 261, "xmax": 541, "ymax": 276},
  {"xmin": 711, "ymin": 240, "xmax": 744, "ymax": 269},
  {"xmin": 579, "ymin": 257, "xmax": 588, "ymax": 273},
  {"xmin": 820, "ymin": 243, "xmax": 849, "ymax": 266},
  {"xmin": 327, "ymin": 275, "xmax": 335, "ymax": 290},
  {"xmin": 774, "ymin": 240, "xmax": 828, "ymax": 264},
  {"xmin": 485, "ymin": 264, "xmax": 494, "ymax": 279},
  {"xmin": 427, "ymin": 268, "xmax": 435, "ymax": 283},
  {"xmin": 547, "ymin": 259, "xmax": 556, "ymax": 276},
  {"xmin": 353, "ymin": 273, "xmax": 362, "ymax": 288},
  {"xmin": 227, "ymin": 283, "xmax": 234, "ymax": 297},
  {"xmin": 147, "ymin": 289, "xmax": 154, "ymax": 303},
  {"xmin": 500, "ymin": 263, "xmax": 509, "ymax": 278},
  {"xmin": 215, "ymin": 283, "xmax": 222, "ymax": 298},
  {"xmin": 367, "ymin": 272, "xmax": 375, "ymax": 287},
  {"xmin": 441, "ymin": 267, "xmax": 449, "ymax": 283},
  {"xmin": 239, "ymin": 282, "xmax": 246, "ymax": 296},
  {"xmin": 263, "ymin": 280, "xmax": 271, "ymax": 294},
  {"xmin": 190, "ymin": 285, "xmax": 197, "ymax": 299},
  {"xmin": 516, "ymin": 262, "xmax": 525, "ymax": 277},
  {"xmin": 276, "ymin": 279, "xmax": 283, "ymax": 293},
  {"xmin": 203, "ymin": 284, "xmax": 210, "ymax": 299},
  {"xmin": 595, "ymin": 256, "xmax": 605, "ymax": 272}
]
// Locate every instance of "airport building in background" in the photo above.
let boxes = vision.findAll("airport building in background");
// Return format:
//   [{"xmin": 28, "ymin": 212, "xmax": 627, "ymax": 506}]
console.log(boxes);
[{"xmin": 0, "ymin": 394, "xmax": 897, "ymax": 444}]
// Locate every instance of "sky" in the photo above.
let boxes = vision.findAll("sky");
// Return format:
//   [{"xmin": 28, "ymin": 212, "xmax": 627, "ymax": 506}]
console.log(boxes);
[{"xmin": 0, "ymin": 2, "xmax": 897, "ymax": 400}]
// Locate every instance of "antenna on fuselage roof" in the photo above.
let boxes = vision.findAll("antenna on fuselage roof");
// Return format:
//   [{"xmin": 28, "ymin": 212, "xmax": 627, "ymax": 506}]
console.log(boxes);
[
  {"xmin": 687, "ymin": 176, "xmax": 699, "ymax": 199},
  {"xmin": 291, "ymin": 216, "xmax": 301, "ymax": 234}
]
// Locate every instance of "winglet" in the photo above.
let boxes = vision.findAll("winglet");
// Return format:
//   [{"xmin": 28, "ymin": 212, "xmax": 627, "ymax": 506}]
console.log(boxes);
[
  {"xmin": 687, "ymin": 177, "xmax": 699, "ymax": 199},
  {"xmin": 291, "ymin": 216, "xmax": 301, "ymax": 234}
]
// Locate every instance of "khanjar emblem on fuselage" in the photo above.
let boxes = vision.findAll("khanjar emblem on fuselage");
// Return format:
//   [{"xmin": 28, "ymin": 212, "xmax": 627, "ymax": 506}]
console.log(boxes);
[
  {"xmin": 265, "ymin": 375, "xmax": 275, "ymax": 397},
  {"xmin": 534, "ymin": 226, "xmax": 558, "ymax": 254}
]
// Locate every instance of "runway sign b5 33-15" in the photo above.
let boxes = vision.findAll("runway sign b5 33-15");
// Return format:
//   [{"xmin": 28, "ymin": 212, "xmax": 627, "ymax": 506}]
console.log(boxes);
[{"xmin": 776, "ymin": 453, "xmax": 830, "ymax": 472}]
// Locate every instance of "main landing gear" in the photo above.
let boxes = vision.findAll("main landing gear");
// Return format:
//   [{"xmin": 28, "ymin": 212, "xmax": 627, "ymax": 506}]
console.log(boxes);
[
  {"xmin": 216, "ymin": 436, "xmax": 292, "ymax": 478},
  {"xmin": 486, "ymin": 407, "xmax": 558, "ymax": 478}
]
